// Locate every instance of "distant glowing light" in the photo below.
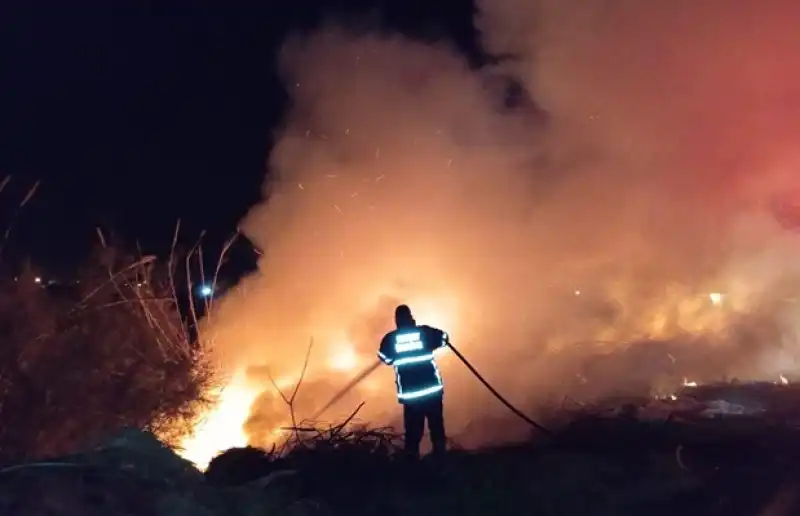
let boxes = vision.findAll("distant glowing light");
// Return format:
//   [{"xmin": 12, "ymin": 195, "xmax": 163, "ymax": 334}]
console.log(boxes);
[
  {"xmin": 199, "ymin": 285, "xmax": 213, "ymax": 297},
  {"xmin": 708, "ymin": 292, "xmax": 724, "ymax": 305},
  {"xmin": 34, "ymin": 277, "xmax": 41, "ymax": 284},
  {"xmin": 327, "ymin": 344, "xmax": 359, "ymax": 372}
]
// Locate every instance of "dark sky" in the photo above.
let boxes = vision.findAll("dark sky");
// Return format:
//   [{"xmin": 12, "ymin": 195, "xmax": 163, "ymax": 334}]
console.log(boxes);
[{"xmin": 2, "ymin": 1, "xmax": 481, "ymax": 277}]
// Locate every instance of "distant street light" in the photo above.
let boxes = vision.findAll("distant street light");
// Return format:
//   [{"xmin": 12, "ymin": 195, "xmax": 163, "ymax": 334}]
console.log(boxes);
[{"xmin": 199, "ymin": 285, "xmax": 213, "ymax": 298}]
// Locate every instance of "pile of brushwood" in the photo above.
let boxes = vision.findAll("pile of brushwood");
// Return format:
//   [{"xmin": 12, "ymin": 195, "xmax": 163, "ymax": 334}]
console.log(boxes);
[{"xmin": 6, "ymin": 397, "xmax": 800, "ymax": 515}]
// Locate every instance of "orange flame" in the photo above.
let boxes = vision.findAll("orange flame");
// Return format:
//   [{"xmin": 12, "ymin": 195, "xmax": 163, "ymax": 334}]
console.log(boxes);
[
  {"xmin": 178, "ymin": 370, "xmax": 261, "ymax": 470},
  {"xmin": 178, "ymin": 293, "xmax": 460, "ymax": 469}
]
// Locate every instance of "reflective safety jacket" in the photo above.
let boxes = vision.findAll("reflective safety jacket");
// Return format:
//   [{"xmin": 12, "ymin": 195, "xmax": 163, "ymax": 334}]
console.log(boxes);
[{"xmin": 377, "ymin": 325, "xmax": 449, "ymax": 404}]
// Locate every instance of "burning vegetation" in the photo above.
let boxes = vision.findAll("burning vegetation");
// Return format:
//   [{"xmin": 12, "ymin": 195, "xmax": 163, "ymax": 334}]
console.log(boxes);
[
  {"xmin": 5, "ymin": 2, "xmax": 800, "ymax": 502},
  {"xmin": 8, "ymin": 2, "xmax": 800, "ymax": 514},
  {"xmin": 178, "ymin": 2, "xmax": 800, "ymax": 469}
]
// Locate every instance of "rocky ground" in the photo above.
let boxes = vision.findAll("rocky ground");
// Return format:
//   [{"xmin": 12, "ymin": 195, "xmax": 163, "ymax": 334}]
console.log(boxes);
[{"xmin": 4, "ymin": 382, "xmax": 800, "ymax": 516}]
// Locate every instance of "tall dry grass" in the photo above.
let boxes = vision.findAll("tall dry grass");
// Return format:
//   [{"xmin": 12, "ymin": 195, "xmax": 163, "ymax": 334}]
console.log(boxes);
[{"xmin": 0, "ymin": 179, "xmax": 219, "ymax": 463}]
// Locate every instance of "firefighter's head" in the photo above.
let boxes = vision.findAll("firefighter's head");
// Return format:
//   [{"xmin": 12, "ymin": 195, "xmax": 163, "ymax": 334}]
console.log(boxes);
[{"xmin": 394, "ymin": 304, "xmax": 416, "ymax": 328}]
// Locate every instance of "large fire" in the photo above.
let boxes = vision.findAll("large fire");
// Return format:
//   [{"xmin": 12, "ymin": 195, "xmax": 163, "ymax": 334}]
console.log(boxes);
[
  {"xmin": 177, "ymin": 296, "xmax": 460, "ymax": 469},
  {"xmin": 177, "ymin": 281, "xmax": 800, "ymax": 470},
  {"xmin": 183, "ymin": 269, "xmax": 800, "ymax": 470},
  {"xmin": 176, "ymin": 5, "xmax": 800, "ymax": 468}
]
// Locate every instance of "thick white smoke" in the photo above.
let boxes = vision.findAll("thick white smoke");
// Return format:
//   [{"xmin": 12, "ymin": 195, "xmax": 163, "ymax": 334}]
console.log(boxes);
[{"xmin": 201, "ymin": 1, "xmax": 800, "ymax": 448}]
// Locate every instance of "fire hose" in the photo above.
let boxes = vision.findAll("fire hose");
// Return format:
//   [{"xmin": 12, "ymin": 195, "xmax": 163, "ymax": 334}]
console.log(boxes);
[
  {"xmin": 312, "ymin": 341, "xmax": 553, "ymax": 437},
  {"xmin": 447, "ymin": 342, "xmax": 553, "ymax": 436}
]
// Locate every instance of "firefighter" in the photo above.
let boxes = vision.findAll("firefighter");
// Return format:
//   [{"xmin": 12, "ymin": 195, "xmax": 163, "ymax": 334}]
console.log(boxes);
[{"xmin": 378, "ymin": 304, "xmax": 450, "ymax": 459}]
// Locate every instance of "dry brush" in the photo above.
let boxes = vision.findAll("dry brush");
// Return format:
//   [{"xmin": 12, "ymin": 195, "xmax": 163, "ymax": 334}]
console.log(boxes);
[{"xmin": 0, "ymin": 182, "xmax": 219, "ymax": 462}]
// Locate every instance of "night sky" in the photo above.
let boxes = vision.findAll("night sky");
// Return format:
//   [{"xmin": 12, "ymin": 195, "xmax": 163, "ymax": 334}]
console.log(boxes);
[{"xmin": 2, "ymin": 1, "xmax": 481, "ymax": 278}]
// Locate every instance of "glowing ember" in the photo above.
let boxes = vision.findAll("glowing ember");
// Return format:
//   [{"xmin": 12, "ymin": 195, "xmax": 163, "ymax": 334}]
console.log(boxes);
[{"xmin": 178, "ymin": 369, "xmax": 261, "ymax": 470}]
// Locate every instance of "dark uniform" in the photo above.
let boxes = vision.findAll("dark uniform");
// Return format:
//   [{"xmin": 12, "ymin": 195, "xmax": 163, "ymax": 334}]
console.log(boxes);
[{"xmin": 378, "ymin": 305, "xmax": 450, "ymax": 458}]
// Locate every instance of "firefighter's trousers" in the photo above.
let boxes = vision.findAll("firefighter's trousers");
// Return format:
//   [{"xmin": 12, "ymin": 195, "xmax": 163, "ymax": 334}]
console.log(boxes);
[{"xmin": 402, "ymin": 394, "xmax": 446, "ymax": 458}]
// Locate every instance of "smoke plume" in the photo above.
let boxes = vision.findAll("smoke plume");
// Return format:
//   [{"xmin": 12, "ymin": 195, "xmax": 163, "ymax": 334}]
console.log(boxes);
[{"xmin": 203, "ymin": 0, "xmax": 800, "ymax": 447}]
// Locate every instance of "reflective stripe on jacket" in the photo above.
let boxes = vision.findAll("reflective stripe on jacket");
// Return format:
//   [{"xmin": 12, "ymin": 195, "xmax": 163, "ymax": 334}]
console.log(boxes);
[{"xmin": 378, "ymin": 325, "xmax": 449, "ymax": 403}]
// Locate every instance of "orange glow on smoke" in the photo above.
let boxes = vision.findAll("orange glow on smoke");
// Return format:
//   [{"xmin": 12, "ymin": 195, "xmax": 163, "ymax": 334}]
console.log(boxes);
[
  {"xmin": 175, "ymin": 5, "xmax": 800, "ymax": 464},
  {"xmin": 326, "ymin": 342, "xmax": 360, "ymax": 372},
  {"xmin": 177, "ymin": 278, "xmax": 800, "ymax": 469}
]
